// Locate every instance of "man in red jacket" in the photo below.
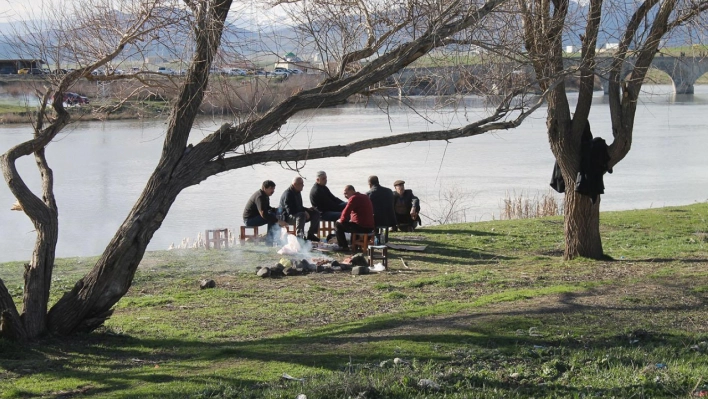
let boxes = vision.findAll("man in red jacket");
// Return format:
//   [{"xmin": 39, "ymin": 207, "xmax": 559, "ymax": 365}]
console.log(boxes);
[{"xmin": 335, "ymin": 185, "xmax": 375, "ymax": 250}]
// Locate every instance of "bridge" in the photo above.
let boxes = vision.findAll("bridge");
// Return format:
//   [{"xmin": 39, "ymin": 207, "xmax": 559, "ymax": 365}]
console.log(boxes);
[
  {"xmin": 589, "ymin": 55, "xmax": 708, "ymax": 94},
  {"xmin": 392, "ymin": 55, "xmax": 708, "ymax": 95}
]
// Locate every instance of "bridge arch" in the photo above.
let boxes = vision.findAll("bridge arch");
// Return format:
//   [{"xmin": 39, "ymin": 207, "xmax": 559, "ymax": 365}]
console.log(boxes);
[
  {"xmin": 648, "ymin": 55, "xmax": 708, "ymax": 94},
  {"xmin": 576, "ymin": 55, "xmax": 708, "ymax": 95}
]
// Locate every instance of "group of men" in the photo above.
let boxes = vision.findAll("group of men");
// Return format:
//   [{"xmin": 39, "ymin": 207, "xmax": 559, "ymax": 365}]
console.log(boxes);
[{"xmin": 242, "ymin": 171, "xmax": 421, "ymax": 249}]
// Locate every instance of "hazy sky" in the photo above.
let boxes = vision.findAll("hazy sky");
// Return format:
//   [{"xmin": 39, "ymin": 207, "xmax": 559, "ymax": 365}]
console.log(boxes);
[
  {"xmin": 1, "ymin": 0, "xmax": 86, "ymax": 23},
  {"xmin": 0, "ymin": 0, "xmax": 289, "ymax": 24}
]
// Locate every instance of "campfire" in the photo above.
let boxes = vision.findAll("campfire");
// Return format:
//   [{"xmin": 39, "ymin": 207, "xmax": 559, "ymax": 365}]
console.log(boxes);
[{"xmin": 255, "ymin": 231, "xmax": 380, "ymax": 278}]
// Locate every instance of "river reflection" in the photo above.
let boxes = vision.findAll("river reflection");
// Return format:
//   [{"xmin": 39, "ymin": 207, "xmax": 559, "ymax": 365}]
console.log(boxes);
[{"xmin": 0, "ymin": 85, "xmax": 707, "ymax": 262}]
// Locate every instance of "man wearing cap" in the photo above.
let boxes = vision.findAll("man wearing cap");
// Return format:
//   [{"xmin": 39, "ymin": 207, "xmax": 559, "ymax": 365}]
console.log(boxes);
[
  {"xmin": 392, "ymin": 180, "xmax": 421, "ymax": 232},
  {"xmin": 335, "ymin": 185, "xmax": 375, "ymax": 250},
  {"xmin": 309, "ymin": 170, "xmax": 347, "ymax": 221}
]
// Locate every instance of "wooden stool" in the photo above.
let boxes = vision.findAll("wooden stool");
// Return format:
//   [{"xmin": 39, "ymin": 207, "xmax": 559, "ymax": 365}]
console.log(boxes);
[
  {"xmin": 368, "ymin": 245, "xmax": 388, "ymax": 269},
  {"xmin": 206, "ymin": 229, "xmax": 229, "ymax": 249},
  {"xmin": 238, "ymin": 226, "xmax": 259, "ymax": 245},
  {"xmin": 350, "ymin": 231, "xmax": 375, "ymax": 253},
  {"xmin": 319, "ymin": 220, "xmax": 336, "ymax": 238}
]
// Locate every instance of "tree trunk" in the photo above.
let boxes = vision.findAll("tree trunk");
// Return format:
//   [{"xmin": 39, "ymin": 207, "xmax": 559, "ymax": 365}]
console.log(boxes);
[
  {"xmin": 45, "ymin": 0, "xmax": 232, "ymax": 336},
  {"xmin": 46, "ymin": 174, "xmax": 184, "ymax": 335},
  {"xmin": 0, "ymin": 279, "xmax": 26, "ymax": 341},
  {"xmin": 563, "ymin": 189, "xmax": 603, "ymax": 260},
  {"xmin": 22, "ymin": 217, "xmax": 58, "ymax": 338}
]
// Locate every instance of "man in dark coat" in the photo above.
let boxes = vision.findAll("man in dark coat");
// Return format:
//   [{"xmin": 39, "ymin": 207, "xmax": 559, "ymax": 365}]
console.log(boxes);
[
  {"xmin": 392, "ymin": 180, "xmax": 421, "ymax": 232},
  {"xmin": 279, "ymin": 176, "xmax": 321, "ymax": 241},
  {"xmin": 335, "ymin": 185, "xmax": 375, "ymax": 250},
  {"xmin": 243, "ymin": 180, "xmax": 280, "ymax": 244},
  {"xmin": 309, "ymin": 170, "xmax": 346, "ymax": 221},
  {"xmin": 366, "ymin": 176, "xmax": 396, "ymax": 242}
]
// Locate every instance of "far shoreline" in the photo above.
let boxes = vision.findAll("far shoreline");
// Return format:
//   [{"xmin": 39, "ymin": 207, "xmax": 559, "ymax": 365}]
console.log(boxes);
[{"xmin": 3, "ymin": 71, "xmax": 702, "ymax": 125}]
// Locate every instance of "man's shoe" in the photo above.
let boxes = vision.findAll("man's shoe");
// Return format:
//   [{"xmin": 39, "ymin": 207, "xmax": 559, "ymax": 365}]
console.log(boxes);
[{"xmin": 307, "ymin": 235, "xmax": 321, "ymax": 242}]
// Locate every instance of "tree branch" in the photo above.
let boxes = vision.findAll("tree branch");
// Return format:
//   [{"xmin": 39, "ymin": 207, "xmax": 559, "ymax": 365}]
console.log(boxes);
[
  {"xmin": 574, "ymin": 0, "xmax": 602, "ymax": 124},
  {"xmin": 190, "ymin": 90, "xmax": 546, "ymax": 183},
  {"xmin": 184, "ymin": 0, "xmax": 509, "ymax": 169},
  {"xmin": 667, "ymin": 0, "xmax": 708, "ymax": 30}
]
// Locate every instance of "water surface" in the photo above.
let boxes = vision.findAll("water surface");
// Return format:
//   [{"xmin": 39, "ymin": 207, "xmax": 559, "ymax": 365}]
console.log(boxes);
[{"xmin": 0, "ymin": 85, "xmax": 706, "ymax": 262}]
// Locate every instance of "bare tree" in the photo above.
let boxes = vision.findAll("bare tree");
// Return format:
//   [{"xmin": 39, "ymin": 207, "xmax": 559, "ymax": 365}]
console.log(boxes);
[
  {"xmin": 421, "ymin": 185, "xmax": 478, "ymax": 225},
  {"xmin": 0, "ymin": 0, "xmax": 189, "ymax": 340},
  {"xmin": 1, "ymin": 0, "xmax": 548, "ymax": 340},
  {"xmin": 520, "ymin": 0, "xmax": 708, "ymax": 259}
]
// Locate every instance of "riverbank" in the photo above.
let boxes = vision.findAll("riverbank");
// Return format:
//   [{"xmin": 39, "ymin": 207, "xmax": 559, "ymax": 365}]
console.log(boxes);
[
  {"xmin": 1, "ymin": 203, "xmax": 706, "ymax": 398},
  {"xmin": 2, "ymin": 69, "xmax": 702, "ymax": 125},
  {"xmin": 0, "ymin": 73, "xmax": 320, "ymax": 124}
]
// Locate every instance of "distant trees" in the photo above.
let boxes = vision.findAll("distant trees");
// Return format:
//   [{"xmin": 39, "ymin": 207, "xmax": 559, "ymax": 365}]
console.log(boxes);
[{"xmin": 1, "ymin": 0, "xmax": 545, "ymax": 340}]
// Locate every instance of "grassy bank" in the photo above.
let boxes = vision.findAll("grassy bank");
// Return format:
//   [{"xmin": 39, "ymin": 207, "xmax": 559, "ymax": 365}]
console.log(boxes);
[{"xmin": 1, "ymin": 203, "xmax": 707, "ymax": 398}]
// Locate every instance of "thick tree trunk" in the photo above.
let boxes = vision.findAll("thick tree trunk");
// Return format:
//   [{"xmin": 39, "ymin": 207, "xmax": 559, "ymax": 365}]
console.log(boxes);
[
  {"xmin": 563, "ymin": 189, "xmax": 603, "ymax": 260},
  {"xmin": 1, "ymin": 132, "xmax": 62, "ymax": 340},
  {"xmin": 22, "ymin": 218, "xmax": 58, "ymax": 338},
  {"xmin": 45, "ymin": 0, "xmax": 233, "ymax": 336},
  {"xmin": 0, "ymin": 279, "xmax": 26, "ymax": 340},
  {"xmin": 46, "ymin": 175, "xmax": 184, "ymax": 335}
]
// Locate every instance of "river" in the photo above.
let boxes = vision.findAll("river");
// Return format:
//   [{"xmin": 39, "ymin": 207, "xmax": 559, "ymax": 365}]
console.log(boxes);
[{"xmin": 0, "ymin": 85, "xmax": 706, "ymax": 262}]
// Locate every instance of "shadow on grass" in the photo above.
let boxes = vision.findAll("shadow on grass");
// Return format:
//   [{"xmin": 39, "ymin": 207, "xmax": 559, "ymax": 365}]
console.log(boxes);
[
  {"xmin": 2, "ymin": 281, "xmax": 705, "ymax": 397},
  {"xmin": 629, "ymin": 257, "xmax": 708, "ymax": 263},
  {"xmin": 387, "ymin": 237, "xmax": 516, "ymax": 266},
  {"xmin": 410, "ymin": 229, "xmax": 504, "ymax": 237}
]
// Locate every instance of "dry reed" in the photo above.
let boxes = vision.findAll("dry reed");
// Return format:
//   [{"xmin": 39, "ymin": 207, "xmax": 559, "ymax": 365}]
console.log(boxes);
[{"xmin": 499, "ymin": 190, "xmax": 563, "ymax": 220}]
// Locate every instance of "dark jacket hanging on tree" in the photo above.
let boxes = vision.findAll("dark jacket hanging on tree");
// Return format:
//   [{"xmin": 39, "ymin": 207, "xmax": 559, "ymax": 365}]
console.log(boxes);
[
  {"xmin": 549, "ymin": 122, "xmax": 612, "ymax": 203},
  {"xmin": 575, "ymin": 137, "xmax": 613, "ymax": 203}
]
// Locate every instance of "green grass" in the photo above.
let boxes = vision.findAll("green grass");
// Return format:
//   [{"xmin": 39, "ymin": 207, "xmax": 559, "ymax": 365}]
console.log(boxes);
[
  {"xmin": 1, "ymin": 203, "xmax": 707, "ymax": 398},
  {"xmin": 0, "ymin": 104, "xmax": 31, "ymax": 113}
]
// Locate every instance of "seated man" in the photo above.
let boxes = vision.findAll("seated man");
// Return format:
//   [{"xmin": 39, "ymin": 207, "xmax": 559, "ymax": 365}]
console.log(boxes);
[
  {"xmin": 279, "ymin": 176, "xmax": 321, "ymax": 242},
  {"xmin": 309, "ymin": 170, "xmax": 346, "ymax": 221},
  {"xmin": 242, "ymin": 180, "xmax": 280, "ymax": 245},
  {"xmin": 335, "ymin": 185, "xmax": 375, "ymax": 250},
  {"xmin": 366, "ymin": 175, "xmax": 396, "ymax": 243},
  {"xmin": 392, "ymin": 180, "xmax": 421, "ymax": 232}
]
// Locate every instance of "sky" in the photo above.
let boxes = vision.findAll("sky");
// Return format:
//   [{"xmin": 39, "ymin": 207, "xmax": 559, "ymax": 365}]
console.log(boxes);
[
  {"xmin": 0, "ymin": 0, "xmax": 290, "ymax": 24},
  {"xmin": 0, "ymin": 0, "xmax": 56, "ymax": 22}
]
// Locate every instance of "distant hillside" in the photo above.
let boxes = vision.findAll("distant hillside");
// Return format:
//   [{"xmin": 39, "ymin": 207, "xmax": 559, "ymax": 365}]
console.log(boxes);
[
  {"xmin": 564, "ymin": 0, "xmax": 694, "ymax": 48},
  {"xmin": 1, "ymin": 5, "xmax": 697, "ymax": 67}
]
